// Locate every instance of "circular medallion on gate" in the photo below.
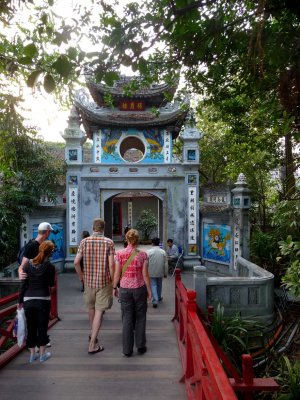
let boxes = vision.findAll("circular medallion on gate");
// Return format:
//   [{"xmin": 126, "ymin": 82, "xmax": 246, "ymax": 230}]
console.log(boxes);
[{"xmin": 119, "ymin": 136, "xmax": 145, "ymax": 163}]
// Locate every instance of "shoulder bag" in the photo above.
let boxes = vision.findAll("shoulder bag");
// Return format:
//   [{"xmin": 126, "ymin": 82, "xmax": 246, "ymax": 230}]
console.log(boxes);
[{"xmin": 117, "ymin": 249, "xmax": 139, "ymax": 287}]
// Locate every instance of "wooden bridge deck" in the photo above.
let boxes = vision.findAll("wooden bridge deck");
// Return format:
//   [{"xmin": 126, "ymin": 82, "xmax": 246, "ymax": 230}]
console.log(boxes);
[{"xmin": 0, "ymin": 271, "xmax": 190, "ymax": 400}]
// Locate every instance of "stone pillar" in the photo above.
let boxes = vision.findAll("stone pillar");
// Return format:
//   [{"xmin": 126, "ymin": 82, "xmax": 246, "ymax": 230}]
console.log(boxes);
[
  {"xmin": 193, "ymin": 265, "xmax": 208, "ymax": 312},
  {"xmin": 62, "ymin": 106, "xmax": 86, "ymax": 165},
  {"xmin": 62, "ymin": 107, "xmax": 86, "ymax": 266},
  {"xmin": 180, "ymin": 112, "xmax": 203, "ymax": 268},
  {"xmin": 231, "ymin": 173, "xmax": 251, "ymax": 272}
]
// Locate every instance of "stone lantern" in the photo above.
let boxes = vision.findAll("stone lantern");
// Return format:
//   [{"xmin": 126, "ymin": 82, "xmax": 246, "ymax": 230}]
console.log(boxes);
[
  {"xmin": 231, "ymin": 173, "xmax": 251, "ymax": 209},
  {"xmin": 181, "ymin": 111, "xmax": 202, "ymax": 164}
]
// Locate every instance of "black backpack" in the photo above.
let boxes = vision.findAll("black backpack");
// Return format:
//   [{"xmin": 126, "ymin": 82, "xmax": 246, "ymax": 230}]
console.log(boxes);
[{"xmin": 17, "ymin": 240, "xmax": 33, "ymax": 265}]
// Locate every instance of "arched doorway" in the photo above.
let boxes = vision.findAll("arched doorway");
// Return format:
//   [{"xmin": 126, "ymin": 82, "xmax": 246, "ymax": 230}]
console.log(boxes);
[{"xmin": 104, "ymin": 191, "xmax": 164, "ymax": 243}]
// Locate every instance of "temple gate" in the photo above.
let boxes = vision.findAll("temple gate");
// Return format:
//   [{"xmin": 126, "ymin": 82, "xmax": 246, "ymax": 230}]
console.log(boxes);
[{"xmin": 63, "ymin": 76, "xmax": 202, "ymax": 268}]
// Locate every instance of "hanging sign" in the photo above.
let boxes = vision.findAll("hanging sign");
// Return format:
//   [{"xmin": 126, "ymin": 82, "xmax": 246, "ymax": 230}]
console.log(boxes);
[
  {"xmin": 119, "ymin": 100, "xmax": 145, "ymax": 111},
  {"xmin": 188, "ymin": 186, "xmax": 197, "ymax": 245},
  {"xmin": 69, "ymin": 187, "xmax": 78, "ymax": 246}
]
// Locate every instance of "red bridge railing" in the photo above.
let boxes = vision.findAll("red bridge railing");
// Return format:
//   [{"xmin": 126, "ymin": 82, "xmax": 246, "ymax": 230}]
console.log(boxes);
[
  {"xmin": 0, "ymin": 274, "xmax": 59, "ymax": 369},
  {"xmin": 173, "ymin": 269, "xmax": 279, "ymax": 400}
]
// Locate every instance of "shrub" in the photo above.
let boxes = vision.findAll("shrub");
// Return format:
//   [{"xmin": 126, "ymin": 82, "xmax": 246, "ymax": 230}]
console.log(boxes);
[{"xmin": 135, "ymin": 209, "xmax": 157, "ymax": 241}]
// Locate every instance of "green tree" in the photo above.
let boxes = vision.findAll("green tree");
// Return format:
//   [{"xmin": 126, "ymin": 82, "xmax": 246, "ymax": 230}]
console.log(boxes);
[
  {"xmin": 135, "ymin": 209, "xmax": 157, "ymax": 241},
  {"xmin": 98, "ymin": 0, "xmax": 299, "ymax": 197},
  {"xmin": 0, "ymin": 1, "xmax": 125, "ymax": 97},
  {"xmin": 0, "ymin": 93, "xmax": 65, "ymax": 268},
  {"xmin": 197, "ymin": 103, "xmax": 281, "ymax": 229}
]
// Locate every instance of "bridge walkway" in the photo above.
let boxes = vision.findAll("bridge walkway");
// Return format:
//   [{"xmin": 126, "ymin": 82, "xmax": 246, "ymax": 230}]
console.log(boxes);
[{"xmin": 0, "ymin": 269, "xmax": 192, "ymax": 400}]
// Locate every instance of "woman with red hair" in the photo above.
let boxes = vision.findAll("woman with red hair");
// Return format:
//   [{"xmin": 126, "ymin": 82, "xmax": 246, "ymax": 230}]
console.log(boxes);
[
  {"xmin": 18, "ymin": 240, "xmax": 56, "ymax": 363},
  {"xmin": 113, "ymin": 229, "xmax": 152, "ymax": 357}
]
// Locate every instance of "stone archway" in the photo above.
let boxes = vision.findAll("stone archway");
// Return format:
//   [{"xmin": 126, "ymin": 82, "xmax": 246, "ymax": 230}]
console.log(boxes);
[{"xmin": 104, "ymin": 191, "xmax": 164, "ymax": 243}]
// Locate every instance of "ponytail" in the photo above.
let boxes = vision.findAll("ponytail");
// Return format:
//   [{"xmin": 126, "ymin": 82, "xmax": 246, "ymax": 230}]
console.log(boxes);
[{"xmin": 32, "ymin": 241, "xmax": 54, "ymax": 265}]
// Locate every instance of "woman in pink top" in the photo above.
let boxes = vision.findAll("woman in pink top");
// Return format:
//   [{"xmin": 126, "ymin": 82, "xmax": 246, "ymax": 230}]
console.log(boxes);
[{"xmin": 113, "ymin": 229, "xmax": 152, "ymax": 357}]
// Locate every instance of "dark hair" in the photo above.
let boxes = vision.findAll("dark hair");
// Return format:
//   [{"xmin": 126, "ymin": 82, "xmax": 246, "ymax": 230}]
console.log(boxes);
[
  {"xmin": 32, "ymin": 241, "xmax": 54, "ymax": 265},
  {"xmin": 82, "ymin": 230, "xmax": 90, "ymax": 239},
  {"xmin": 152, "ymin": 237, "xmax": 160, "ymax": 246},
  {"xmin": 167, "ymin": 239, "xmax": 173, "ymax": 244}
]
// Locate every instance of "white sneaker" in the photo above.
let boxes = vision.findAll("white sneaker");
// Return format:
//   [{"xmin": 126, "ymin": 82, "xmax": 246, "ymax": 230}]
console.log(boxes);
[
  {"xmin": 40, "ymin": 352, "xmax": 51, "ymax": 362},
  {"xmin": 29, "ymin": 354, "xmax": 39, "ymax": 363}
]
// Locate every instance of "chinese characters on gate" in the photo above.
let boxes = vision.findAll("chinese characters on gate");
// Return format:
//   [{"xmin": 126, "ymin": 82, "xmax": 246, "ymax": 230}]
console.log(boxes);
[
  {"xmin": 69, "ymin": 187, "xmax": 78, "ymax": 246},
  {"xmin": 233, "ymin": 220, "xmax": 241, "ymax": 270},
  {"xmin": 93, "ymin": 131, "xmax": 102, "ymax": 163},
  {"xmin": 188, "ymin": 187, "xmax": 197, "ymax": 245},
  {"xmin": 128, "ymin": 202, "xmax": 132, "ymax": 227},
  {"xmin": 164, "ymin": 130, "xmax": 171, "ymax": 163},
  {"xmin": 119, "ymin": 100, "xmax": 145, "ymax": 111},
  {"xmin": 206, "ymin": 194, "xmax": 227, "ymax": 204}
]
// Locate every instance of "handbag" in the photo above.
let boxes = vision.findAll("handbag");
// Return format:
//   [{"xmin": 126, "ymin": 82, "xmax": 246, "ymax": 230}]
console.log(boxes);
[
  {"xmin": 117, "ymin": 249, "xmax": 139, "ymax": 287},
  {"xmin": 16, "ymin": 307, "xmax": 27, "ymax": 347}
]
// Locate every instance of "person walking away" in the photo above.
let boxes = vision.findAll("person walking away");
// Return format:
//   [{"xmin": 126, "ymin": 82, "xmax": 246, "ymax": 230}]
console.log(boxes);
[
  {"xmin": 166, "ymin": 238, "xmax": 179, "ymax": 274},
  {"xmin": 18, "ymin": 241, "xmax": 56, "ymax": 363},
  {"xmin": 74, "ymin": 218, "xmax": 115, "ymax": 354},
  {"xmin": 18, "ymin": 221, "xmax": 54, "ymax": 348},
  {"xmin": 147, "ymin": 237, "xmax": 168, "ymax": 308},
  {"xmin": 18, "ymin": 222, "xmax": 54, "ymax": 280},
  {"xmin": 123, "ymin": 224, "xmax": 131, "ymax": 247},
  {"xmin": 113, "ymin": 229, "xmax": 152, "ymax": 357},
  {"xmin": 80, "ymin": 230, "xmax": 90, "ymax": 292}
]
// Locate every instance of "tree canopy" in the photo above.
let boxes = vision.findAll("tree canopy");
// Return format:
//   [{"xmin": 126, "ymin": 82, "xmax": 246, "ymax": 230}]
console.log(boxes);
[
  {"xmin": 3, "ymin": 1, "xmax": 298, "ymax": 194},
  {"xmin": 1, "ymin": 2, "xmax": 299, "ymax": 195},
  {"xmin": 0, "ymin": 91, "xmax": 66, "ymax": 268},
  {"xmin": 96, "ymin": 0, "xmax": 300, "ymax": 196}
]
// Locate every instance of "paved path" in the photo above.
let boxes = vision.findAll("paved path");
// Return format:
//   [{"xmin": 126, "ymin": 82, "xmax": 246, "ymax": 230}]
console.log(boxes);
[{"xmin": 0, "ymin": 265, "xmax": 193, "ymax": 400}]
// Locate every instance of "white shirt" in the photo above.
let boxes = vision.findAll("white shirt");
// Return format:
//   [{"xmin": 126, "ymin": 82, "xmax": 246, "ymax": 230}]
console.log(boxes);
[{"xmin": 147, "ymin": 246, "xmax": 168, "ymax": 277}]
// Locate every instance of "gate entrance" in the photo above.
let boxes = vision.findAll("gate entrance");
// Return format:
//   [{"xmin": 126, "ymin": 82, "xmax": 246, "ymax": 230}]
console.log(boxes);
[
  {"xmin": 63, "ymin": 76, "xmax": 202, "ymax": 268},
  {"xmin": 104, "ymin": 191, "xmax": 163, "ymax": 242}
]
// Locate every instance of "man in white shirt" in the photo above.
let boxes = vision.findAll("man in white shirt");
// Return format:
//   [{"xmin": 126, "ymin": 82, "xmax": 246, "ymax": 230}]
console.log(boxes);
[
  {"xmin": 147, "ymin": 237, "xmax": 168, "ymax": 308},
  {"xmin": 166, "ymin": 238, "xmax": 179, "ymax": 274}
]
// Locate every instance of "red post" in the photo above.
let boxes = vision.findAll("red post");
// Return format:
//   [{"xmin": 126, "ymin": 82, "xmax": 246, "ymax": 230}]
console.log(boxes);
[
  {"xmin": 187, "ymin": 290, "xmax": 197, "ymax": 313},
  {"xmin": 242, "ymin": 354, "xmax": 254, "ymax": 384},
  {"xmin": 185, "ymin": 290, "xmax": 197, "ymax": 379},
  {"xmin": 242, "ymin": 354, "xmax": 254, "ymax": 400},
  {"xmin": 174, "ymin": 269, "xmax": 181, "ymax": 321}
]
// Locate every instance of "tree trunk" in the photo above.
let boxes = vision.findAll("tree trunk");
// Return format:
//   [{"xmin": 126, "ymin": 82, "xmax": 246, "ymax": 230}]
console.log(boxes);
[{"xmin": 283, "ymin": 132, "xmax": 296, "ymax": 198}]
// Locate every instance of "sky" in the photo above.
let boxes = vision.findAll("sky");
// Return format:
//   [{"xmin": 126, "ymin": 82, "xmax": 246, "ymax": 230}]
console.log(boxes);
[
  {"xmin": 24, "ymin": 90, "xmax": 69, "ymax": 143},
  {"xmin": 21, "ymin": 0, "xmax": 128, "ymax": 143}
]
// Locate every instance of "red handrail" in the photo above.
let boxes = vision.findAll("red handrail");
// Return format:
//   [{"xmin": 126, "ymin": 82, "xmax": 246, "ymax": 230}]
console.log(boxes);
[
  {"xmin": 0, "ymin": 277, "xmax": 59, "ymax": 369},
  {"xmin": 173, "ymin": 269, "xmax": 279, "ymax": 400}
]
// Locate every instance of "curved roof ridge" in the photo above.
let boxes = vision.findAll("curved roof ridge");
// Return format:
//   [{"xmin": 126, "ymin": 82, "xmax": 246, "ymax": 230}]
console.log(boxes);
[
  {"xmin": 74, "ymin": 88, "xmax": 189, "ymax": 139},
  {"xmin": 85, "ymin": 75, "xmax": 178, "ymax": 107}
]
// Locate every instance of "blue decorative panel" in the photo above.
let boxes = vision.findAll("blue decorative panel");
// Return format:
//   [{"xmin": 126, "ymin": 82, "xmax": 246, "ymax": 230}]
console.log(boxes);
[
  {"xmin": 33, "ymin": 223, "xmax": 65, "ymax": 261},
  {"xmin": 96, "ymin": 128, "xmax": 171, "ymax": 164},
  {"xmin": 101, "ymin": 128, "xmax": 122, "ymax": 163},
  {"xmin": 203, "ymin": 223, "xmax": 231, "ymax": 264},
  {"xmin": 143, "ymin": 129, "xmax": 164, "ymax": 162}
]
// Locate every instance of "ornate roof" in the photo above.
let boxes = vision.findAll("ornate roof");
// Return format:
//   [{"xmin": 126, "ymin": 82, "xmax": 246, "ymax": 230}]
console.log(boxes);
[
  {"xmin": 74, "ymin": 89, "xmax": 189, "ymax": 139},
  {"xmin": 86, "ymin": 76, "xmax": 177, "ymax": 107}
]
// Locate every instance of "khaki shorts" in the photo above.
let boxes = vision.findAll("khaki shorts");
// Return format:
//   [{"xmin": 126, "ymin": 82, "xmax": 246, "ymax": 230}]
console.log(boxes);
[{"xmin": 84, "ymin": 283, "xmax": 113, "ymax": 311}]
